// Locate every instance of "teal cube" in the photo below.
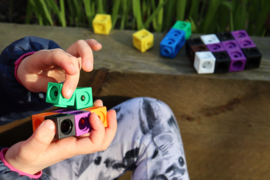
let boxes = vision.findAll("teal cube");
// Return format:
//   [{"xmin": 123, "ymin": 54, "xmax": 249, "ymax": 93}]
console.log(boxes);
[
  {"xmin": 172, "ymin": 21, "xmax": 191, "ymax": 40},
  {"xmin": 46, "ymin": 82, "xmax": 75, "ymax": 107},
  {"xmin": 69, "ymin": 87, "xmax": 93, "ymax": 109}
]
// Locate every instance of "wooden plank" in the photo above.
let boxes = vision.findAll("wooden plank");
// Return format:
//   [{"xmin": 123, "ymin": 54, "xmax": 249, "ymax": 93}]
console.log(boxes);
[
  {"xmin": 0, "ymin": 23, "xmax": 269, "ymax": 81},
  {"xmin": 82, "ymin": 69, "xmax": 270, "ymax": 180}
]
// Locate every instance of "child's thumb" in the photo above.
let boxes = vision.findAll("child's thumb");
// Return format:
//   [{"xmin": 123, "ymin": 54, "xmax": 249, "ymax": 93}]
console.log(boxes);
[{"xmin": 24, "ymin": 120, "xmax": 55, "ymax": 154}]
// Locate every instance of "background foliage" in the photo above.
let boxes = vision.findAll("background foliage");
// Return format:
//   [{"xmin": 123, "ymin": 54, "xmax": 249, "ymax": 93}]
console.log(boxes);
[{"xmin": 1, "ymin": 0, "xmax": 270, "ymax": 36}]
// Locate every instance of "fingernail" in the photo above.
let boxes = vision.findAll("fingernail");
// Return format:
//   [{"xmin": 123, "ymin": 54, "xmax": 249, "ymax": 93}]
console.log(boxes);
[
  {"xmin": 69, "ymin": 64, "xmax": 76, "ymax": 72},
  {"xmin": 85, "ymin": 61, "xmax": 92, "ymax": 70},
  {"xmin": 67, "ymin": 89, "xmax": 72, "ymax": 98},
  {"xmin": 42, "ymin": 120, "xmax": 55, "ymax": 130}
]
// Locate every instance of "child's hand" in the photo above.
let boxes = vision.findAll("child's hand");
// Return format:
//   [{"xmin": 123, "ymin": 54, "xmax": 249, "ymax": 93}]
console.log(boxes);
[
  {"xmin": 4, "ymin": 100, "xmax": 117, "ymax": 175},
  {"xmin": 17, "ymin": 39, "xmax": 102, "ymax": 99}
]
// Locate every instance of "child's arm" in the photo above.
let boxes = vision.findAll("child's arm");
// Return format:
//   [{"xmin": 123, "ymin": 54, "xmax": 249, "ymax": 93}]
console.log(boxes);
[
  {"xmin": 0, "ymin": 36, "xmax": 102, "ymax": 125},
  {"xmin": 0, "ymin": 37, "xmax": 117, "ymax": 179},
  {"xmin": 0, "ymin": 36, "xmax": 61, "ymax": 125}
]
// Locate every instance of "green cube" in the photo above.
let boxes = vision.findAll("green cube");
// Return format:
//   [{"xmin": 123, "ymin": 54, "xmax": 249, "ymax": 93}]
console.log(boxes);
[
  {"xmin": 69, "ymin": 87, "xmax": 93, "ymax": 109},
  {"xmin": 172, "ymin": 21, "xmax": 192, "ymax": 40},
  {"xmin": 46, "ymin": 82, "xmax": 75, "ymax": 107}
]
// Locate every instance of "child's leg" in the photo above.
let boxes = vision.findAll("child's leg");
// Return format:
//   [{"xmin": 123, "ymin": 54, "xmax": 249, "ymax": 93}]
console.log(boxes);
[{"xmin": 43, "ymin": 97, "xmax": 189, "ymax": 180}]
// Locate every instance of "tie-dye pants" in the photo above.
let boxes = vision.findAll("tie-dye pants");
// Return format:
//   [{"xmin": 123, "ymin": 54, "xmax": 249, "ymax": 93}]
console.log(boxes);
[{"xmin": 44, "ymin": 97, "xmax": 190, "ymax": 180}]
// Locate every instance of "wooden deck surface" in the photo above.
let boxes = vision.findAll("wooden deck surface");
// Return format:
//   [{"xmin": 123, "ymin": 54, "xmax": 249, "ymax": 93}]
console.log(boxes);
[{"xmin": 0, "ymin": 23, "xmax": 270, "ymax": 180}]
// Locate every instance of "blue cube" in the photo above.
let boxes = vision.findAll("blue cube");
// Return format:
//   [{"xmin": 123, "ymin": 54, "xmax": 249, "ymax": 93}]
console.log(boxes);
[{"xmin": 160, "ymin": 28, "xmax": 186, "ymax": 58}]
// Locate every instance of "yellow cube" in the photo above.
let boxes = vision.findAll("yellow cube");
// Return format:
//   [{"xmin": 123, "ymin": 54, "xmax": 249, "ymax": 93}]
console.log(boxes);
[
  {"xmin": 133, "ymin": 29, "xmax": 154, "ymax": 52},
  {"xmin": 92, "ymin": 14, "xmax": 112, "ymax": 35}
]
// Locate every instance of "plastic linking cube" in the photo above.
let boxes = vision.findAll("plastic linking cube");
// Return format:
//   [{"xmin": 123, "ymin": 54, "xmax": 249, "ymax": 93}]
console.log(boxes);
[
  {"xmin": 160, "ymin": 21, "xmax": 191, "ymax": 58},
  {"xmin": 32, "ymin": 82, "xmax": 107, "ymax": 140},
  {"xmin": 186, "ymin": 30, "xmax": 262, "ymax": 74},
  {"xmin": 92, "ymin": 14, "xmax": 112, "ymax": 35},
  {"xmin": 133, "ymin": 29, "xmax": 154, "ymax": 52}
]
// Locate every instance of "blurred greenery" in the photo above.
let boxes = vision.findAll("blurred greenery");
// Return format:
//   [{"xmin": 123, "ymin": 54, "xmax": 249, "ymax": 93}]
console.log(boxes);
[{"xmin": 2, "ymin": 0, "xmax": 270, "ymax": 36}]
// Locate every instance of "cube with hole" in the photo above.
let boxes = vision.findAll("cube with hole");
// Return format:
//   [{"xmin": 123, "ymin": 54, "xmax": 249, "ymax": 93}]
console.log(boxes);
[
  {"xmin": 186, "ymin": 30, "xmax": 262, "ymax": 74},
  {"xmin": 92, "ymin": 14, "xmax": 112, "ymax": 35},
  {"xmin": 32, "ymin": 83, "xmax": 107, "ymax": 139},
  {"xmin": 160, "ymin": 28, "xmax": 185, "ymax": 58},
  {"xmin": 133, "ymin": 29, "xmax": 154, "ymax": 52}
]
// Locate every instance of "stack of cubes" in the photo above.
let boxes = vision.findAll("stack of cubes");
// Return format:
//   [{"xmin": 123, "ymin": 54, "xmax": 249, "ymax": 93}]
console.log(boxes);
[
  {"xmin": 186, "ymin": 30, "xmax": 262, "ymax": 74},
  {"xmin": 160, "ymin": 21, "xmax": 192, "ymax": 58},
  {"xmin": 32, "ymin": 82, "xmax": 107, "ymax": 140}
]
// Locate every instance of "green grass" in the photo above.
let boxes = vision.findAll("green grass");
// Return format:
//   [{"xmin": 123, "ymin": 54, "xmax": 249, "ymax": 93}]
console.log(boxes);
[{"xmin": 25, "ymin": 0, "xmax": 270, "ymax": 36}]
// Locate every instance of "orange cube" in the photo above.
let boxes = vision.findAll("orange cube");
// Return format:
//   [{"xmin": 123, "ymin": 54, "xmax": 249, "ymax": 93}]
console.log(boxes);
[
  {"xmin": 83, "ymin": 106, "xmax": 108, "ymax": 127},
  {"xmin": 32, "ymin": 112, "xmax": 58, "ymax": 132}
]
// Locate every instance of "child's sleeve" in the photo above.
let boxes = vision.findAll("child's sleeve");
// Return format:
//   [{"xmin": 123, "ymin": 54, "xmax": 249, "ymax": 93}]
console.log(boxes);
[{"xmin": 0, "ymin": 36, "xmax": 61, "ymax": 125}]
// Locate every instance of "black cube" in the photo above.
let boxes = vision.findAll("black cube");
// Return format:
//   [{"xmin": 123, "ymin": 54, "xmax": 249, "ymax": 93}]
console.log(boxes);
[
  {"xmin": 242, "ymin": 47, "xmax": 262, "ymax": 69},
  {"xmin": 185, "ymin": 38, "xmax": 204, "ymax": 56},
  {"xmin": 45, "ymin": 114, "xmax": 76, "ymax": 139},
  {"xmin": 212, "ymin": 51, "xmax": 231, "ymax": 73},
  {"xmin": 216, "ymin": 32, "xmax": 234, "ymax": 42}
]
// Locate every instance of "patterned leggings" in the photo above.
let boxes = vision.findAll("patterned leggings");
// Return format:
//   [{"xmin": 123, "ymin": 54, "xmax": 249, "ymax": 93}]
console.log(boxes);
[{"xmin": 44, "ymin": 97, "xmax": 190, "ymax": 180}]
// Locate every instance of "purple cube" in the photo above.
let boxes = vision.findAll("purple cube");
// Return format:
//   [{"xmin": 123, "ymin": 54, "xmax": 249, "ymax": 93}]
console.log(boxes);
[
  {"xmin": 67, "ymin": 110, "xmax": 91, "ymax": 136},
  {"xmin": 236, "ymin": 38, "xmax": 256, "ymax": 48},
  {"xmin": 222, "ymin": 40, "xmax": 241, "ymax": 51},
  {"xmin": 231, "ymin": 30, "xmax": 256, "ymax": 48},
  {"xmin": 206, "ymin": 43, "xmax": 225, "ymax": 52},
  {"xmin": 231, "ymin": 30, "xmax": 249, "ymax": 39},
  {"xmin": 227, "ymin": 49, "xmax": 246, "ymax": 72}
]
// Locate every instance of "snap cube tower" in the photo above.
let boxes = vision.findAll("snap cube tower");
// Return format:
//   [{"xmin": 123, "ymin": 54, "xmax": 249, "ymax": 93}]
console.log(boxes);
[
  {"xmin": 92, "ymin": 14, "xmax": 112, "ymax": 35},
  {"xmin": 32, "ymin": 82, "xmax": 108, "ymax": 140},
  {"xmin": 133, "ymin": 29, "xmax": 154, "ymax": 52},
  {"xmin": 160, "ymin": 21, "xmax": 191, "ymax": 58},
  {"xmin": 186, "ymin": 30, "xmax": 262, "ymax": 74}
]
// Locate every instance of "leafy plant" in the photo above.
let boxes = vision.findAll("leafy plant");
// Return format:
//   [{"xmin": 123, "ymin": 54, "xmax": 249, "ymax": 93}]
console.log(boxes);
[{"xmin": 25, "ymin": 0, "xmax": 270, "ymax": 36}]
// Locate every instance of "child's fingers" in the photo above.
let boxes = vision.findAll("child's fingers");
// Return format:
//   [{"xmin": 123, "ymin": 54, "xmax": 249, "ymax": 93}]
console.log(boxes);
[
  {"xmin": 61, "ymin": 70, "xmax": 80, "ymax": 99},
  {"xmin": 94, "ymin": 99, "xmax": 103, "ymax": 107},
  {"xmin": 66, "ymin": 39, "xmax": 102, "ymax": 72},
  {"xmin": 85, "ymin": 39, "xmax": 102, "ymax": 52},
  {"xmin": 66, "ymin": 40, "xmax": 93, "ymax": 72},
  {"xmin": 26, "ymin": 49, "xmax": 77, "ymax": 76},
  {"xmin": 22, "ymin": 120, "xmax": 55, "ymax": 157},
  {"xmin": 76, "ymin": 113, "xmax": 105, "ymax": 154},
  {"xmin": 101, "ymin": 110, "xmax": 117, "ymax": 149}
]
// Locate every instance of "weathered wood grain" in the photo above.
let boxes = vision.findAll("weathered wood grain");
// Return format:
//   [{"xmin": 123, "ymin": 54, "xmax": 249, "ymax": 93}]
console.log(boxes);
[
  {"xmin": 0, "ymin": 23, "xmax": 270, "ymax": 81},
  {"xmin": 0, "ymin": 23, "xmax": 270, "ymax": 180}
]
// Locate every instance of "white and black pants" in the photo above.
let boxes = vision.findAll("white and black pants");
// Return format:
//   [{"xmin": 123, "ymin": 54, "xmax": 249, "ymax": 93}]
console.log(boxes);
[{"xmin": 44, "ymin": 97, "xmax": 190, "ymax": 180}]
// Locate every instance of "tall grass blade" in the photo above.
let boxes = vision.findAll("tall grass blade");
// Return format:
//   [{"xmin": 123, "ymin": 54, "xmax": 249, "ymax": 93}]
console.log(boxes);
[
  {"xmin": 189, "ymin": 0, "xmax": 200, "ymax": 23},
  {"xmin": 200, "ymin": 0, "xmax": 221, "ymax": 33},
  {"xmin": 255, "ymin": 0, "xmax": 270, "ymax": 36},
  {"xmin": 142, "ymin": 0, "xmax": 147, "ymax": 23},
  {"xmin": 112, "ymin": 0, "xmax": 121, "ymax": 29},
  {"xmin": 83, "ymin": 0, "xmax": 92, "ymax": 28},
  {"xmin": 120, "ymin": 0, "xmax": 128, "ymax": 30},
  {"xmin": 176, "ymin": 0, "xmax": 187, "ymax": 21},
  {"xmin": 156, "ymin": 0, "xmax": 164, "ymax": 32},
  {"xmin": 132, "ymin": 0, "xmax": 144, "ymax": 30},
  {"xmin": 29, "ymin": 0, "xmax": 44, "ymax": 25},
  {"xmin": 96, "ymin": 0, "xmax": 105, "ymax": 14},
  {"xmin": 26, "ymin": 1, "xmax": 33, "ymax": 24},
  {"xmin": 59, "ymin": 0, "xmax": 66, "ymax": 27},
  {"xmin": 151, "ymin": 0, "xmax": 157, "ymax": 30},
  {"xmin": 144, "ymin": 0, "xmax": 168, "ymax": 30},
  {"xmin": 163, "ymin": 0, "xmax": 176, "ymax": 31},
  {"xmin": 39, "ymin": 0, "xmax": 53, "ymax": 25},
  {"xmin": 233, "ymin": 0, "xmax": 248, "ymax": 30}
]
